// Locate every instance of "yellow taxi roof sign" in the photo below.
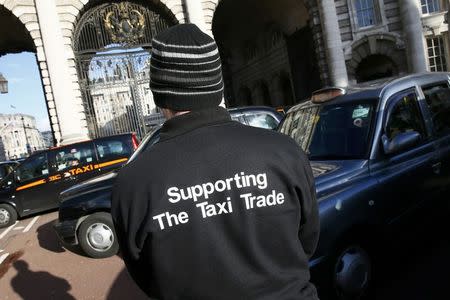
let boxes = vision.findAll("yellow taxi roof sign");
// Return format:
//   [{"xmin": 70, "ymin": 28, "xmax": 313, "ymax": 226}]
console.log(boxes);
[{"xmin": 311, "ymin": 87, "xmax": 346, "ymax": 104}]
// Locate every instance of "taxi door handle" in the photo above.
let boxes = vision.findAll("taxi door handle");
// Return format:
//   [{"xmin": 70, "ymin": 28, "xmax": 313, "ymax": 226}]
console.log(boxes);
[{"xmin": 432, "ymin": 162, "xmax": 442, "ymax": 175}]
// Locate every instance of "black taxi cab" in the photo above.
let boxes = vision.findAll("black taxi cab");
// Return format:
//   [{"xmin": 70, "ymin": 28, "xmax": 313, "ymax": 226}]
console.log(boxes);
[
  {"xmin": 0, "ymin": 133, "xmax": 139, "ymax": 228},
  {"xmin": 279, "ymin": 72, "xmax": 450, "ymax": 299}
]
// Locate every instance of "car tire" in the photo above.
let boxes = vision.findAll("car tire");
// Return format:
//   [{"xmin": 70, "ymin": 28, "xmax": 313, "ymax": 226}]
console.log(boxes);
[
  {"xmin": 0, "ymin": 204, "xmax": 17, "ymax": 229},
  {"xmin": 78, "ymin": 212, "xmax": 119, "ymax": 259},
  {"xmin": 322, "ymin": 243, "xmax": 373, "ymax": 300}
]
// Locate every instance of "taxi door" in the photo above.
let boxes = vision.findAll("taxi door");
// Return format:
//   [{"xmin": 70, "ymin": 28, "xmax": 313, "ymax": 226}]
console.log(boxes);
[
  {"xmin": 420, "ymin": 83, "xmax": 450, "ymax": 196},
  {"xmin": 47, "ymin": 142, "xmax": 98, "ymax": 203},
  {"xmin": 370, "ymin": 88, "xmax": 439, "ymax": 226},
  {"xmin": 14, "ymin": 152, "xmax": 53, "ymax": 215}
]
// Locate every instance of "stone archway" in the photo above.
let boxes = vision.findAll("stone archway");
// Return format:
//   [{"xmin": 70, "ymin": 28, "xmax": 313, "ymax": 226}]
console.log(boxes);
[
  {"xmin": 280, "ymin": 73, "xmax": 295, "ymax": 105},
  {"xmin": 0, "ymin": 2, "xmax": 60, "ymax": 144},
  {"xmin": 237, "ymin": 86, "xmax": 252, "ymax": 106},
  {"xmin": 65, "ymin": 0, "xmax": 186, "ymax": 33},
  {"xmin": 0, "ymin": 4, "xmax": 51, "ymax": 158},
  {"xmin": 260, "ymin": 82, "xmax": 271, "ymax": 106},
  {"xmin": 211, "ymin": 0, "xmax": 326, "ymax": 107},
  {"xmin": 72, "ymin": 0, "xmax": 178, "ymax": 138},
  {"xmin": 355, "ymin": 55, "xmax": 399, "ymax": 83},
  {"xmin": 347, "ymin": 34, "xmax": 407, "ymax": 84},
  {"xmin": 0, "ymin": 6, "xmax": 36, "ymax": 56}
]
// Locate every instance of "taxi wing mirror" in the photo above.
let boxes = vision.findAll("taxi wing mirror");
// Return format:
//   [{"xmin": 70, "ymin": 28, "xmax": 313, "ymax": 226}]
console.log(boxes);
[{"xmin": 382, "ymin": 131, "xmax": 421, "ymax": 155}]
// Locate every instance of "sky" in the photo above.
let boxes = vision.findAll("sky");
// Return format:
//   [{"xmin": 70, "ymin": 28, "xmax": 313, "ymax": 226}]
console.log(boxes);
[{"xmin": 0, "ymin": 52, "xmax": 51, "ymax": 132}]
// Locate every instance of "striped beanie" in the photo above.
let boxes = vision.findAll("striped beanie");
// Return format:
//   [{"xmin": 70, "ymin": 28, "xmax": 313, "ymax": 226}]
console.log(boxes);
[{"xmin": 150, "ymin": 24, "xmax": 224, "ymax": 111}]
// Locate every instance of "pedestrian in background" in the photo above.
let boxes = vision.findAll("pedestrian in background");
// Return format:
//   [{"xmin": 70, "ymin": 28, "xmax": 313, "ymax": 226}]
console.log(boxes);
[{"xmin": 112, "ymin": 23, "xmax": 320, "ymax": 300}]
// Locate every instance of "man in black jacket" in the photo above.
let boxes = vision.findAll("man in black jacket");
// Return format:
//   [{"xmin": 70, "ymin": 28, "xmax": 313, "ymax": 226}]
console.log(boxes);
[{"xmin": 112, "ymin": 23, "xmax": 320, "ymax": 300}]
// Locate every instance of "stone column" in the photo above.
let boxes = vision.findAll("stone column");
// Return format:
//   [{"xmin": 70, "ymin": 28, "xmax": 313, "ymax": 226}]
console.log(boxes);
[
  {"xmin": 399, "ymin": 0, "xmax": 428, "ymax": 73},
  {"xmin": 183, "ymin": 0, "xmax": 208, "ymax": 33},
  {"xmin": 35, "ymin": 0, "xmax": 88, "ymax": 145},
  {"xmin": 318, "ymin": 0, "xmax": 349, "ymax": 87}
]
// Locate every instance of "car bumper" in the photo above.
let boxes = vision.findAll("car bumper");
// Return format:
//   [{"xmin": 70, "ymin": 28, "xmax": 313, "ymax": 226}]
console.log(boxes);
[{"xmin": 53, "ymin": 219, "xmax": 78, "ymax": 245}]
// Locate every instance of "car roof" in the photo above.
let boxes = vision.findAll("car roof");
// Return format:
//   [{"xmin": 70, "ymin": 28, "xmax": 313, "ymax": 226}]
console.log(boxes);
[
  {"xmin": 228, "ymin": 106, "xmax": 280, "ymax": 114},
  {"xmin": 228, "ymin": 106, "xmax": 283, "ymax": 121},
  {"xmin": 0, "ymin": 161, "xmax": 19, "ymax": 165},
  {"xmin": 289, "ymin": 72, "xmax": 450, "ymax": 112},
  {"xmin": 48, "ymin": 133, "xmax": 134, "ymax": 152}
]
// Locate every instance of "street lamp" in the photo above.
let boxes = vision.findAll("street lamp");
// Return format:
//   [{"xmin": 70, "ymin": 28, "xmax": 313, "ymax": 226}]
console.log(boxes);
[{"xmin": 0, "ymin": 73, "xmax": 8, "ymax": 94}]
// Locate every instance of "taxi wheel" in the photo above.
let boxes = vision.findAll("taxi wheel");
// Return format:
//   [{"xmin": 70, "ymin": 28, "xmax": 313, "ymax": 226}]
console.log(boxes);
[
  {"xmin": 0, "ymin": 204, "xmax": 17, "ymax": 229},
  {"xmin": 78, "ymin": 212, "xmax": 119, "ymax": 259},
  {"xmin": 331, "ymin": 244, "xmax": 372, "ymax": 300}
]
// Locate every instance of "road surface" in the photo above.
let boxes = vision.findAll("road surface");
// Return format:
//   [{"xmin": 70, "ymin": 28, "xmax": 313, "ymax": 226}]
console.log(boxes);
[
  {"xmin": 0, "ymin": 211, "xmax": 449, "ymax": 299},
  {"xmin": 0, "ymin": 211, "xmax": 146, "ymax": 300}
]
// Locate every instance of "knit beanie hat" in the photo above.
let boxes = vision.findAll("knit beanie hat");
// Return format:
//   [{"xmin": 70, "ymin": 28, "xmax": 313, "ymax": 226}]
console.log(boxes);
[{"xmin": 150, "ymin": 24, "xmax": 224, "ymax": 111}]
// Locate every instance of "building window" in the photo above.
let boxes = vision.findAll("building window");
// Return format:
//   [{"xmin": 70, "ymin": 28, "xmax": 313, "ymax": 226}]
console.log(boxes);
[
  {"xmin": 427, "ymin": 36, "xmax": 447, "ymax": 72},
  {"xmin": 355, "ymin": 0, "xmax": 378, "ymax": 28},
  {"xmin": 421, "ymin": 0, "xmax": 440, "ymax": 14}
]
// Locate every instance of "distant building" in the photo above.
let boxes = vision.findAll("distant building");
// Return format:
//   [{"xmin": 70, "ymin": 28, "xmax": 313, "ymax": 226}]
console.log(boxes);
[
  {"xmin": 41, "ymin": 131, "xmax": 55, "ymax": 149},
  {"xmin": 0, "ymin": 137, "xmax": 6, "ymax": 161},
  {"xmin": 0, "ymin": 114, "xmax": 46, "ymax": 160}
]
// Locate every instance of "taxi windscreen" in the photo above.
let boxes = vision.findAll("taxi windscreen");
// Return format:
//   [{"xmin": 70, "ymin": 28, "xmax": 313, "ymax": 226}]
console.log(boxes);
[{"xmin": 280, "ymin": 101, "xmax": 376, "ymax": 160}]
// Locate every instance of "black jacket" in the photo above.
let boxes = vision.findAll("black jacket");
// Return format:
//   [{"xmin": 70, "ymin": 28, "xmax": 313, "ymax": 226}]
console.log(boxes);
[{"xmin": 112, "ymin": 107, "xmax": 320, "ymax": 300}]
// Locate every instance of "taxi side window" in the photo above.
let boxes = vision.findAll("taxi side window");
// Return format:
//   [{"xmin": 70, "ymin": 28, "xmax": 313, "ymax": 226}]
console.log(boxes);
[
  {"xmin": 244, "ymin": 113, "xmax": 279, "ymax": 130},
  {"xmin": 16, "ymin": 153, "xmax": 49, "ymax": 182},
  {"xmin": 95, "ymin": 140, "xmax": 131, "ymax": 162},
  {"xmin": 2, "ymin": 164, "xmax": 14, "ymax": 179},
  {"xmin": 386, "ymin": 92, "xmax": 426, "ymax": 141},
  {"xmin": 53, "ymin": 143, "xmax": 95, "ymax": 172},
  {"xmin": 422, "ymin": 83, "xmax": 450, "ymax": 136}
]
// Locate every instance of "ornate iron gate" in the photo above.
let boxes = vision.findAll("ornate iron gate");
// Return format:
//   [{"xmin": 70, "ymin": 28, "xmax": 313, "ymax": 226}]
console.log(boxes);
[
  {"xmin": 77, "ymin": 50, "xmax": 154, "ymax": 138},
  {"xmin": 73, "ymin": 1, "xmax": 176, "ymax": 138}
]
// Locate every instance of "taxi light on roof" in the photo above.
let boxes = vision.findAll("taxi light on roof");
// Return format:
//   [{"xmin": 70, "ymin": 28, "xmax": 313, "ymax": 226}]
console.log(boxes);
[{"xmin": 311, "ymin": 87, "xmax": 346, "ymax": 103}]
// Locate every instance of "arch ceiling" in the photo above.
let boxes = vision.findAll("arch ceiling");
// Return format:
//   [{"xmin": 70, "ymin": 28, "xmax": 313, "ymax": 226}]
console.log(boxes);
[
  {"xmin": 0, "ymin": 6, "xmax": 35, "ymax": 56},
  {"xmin": 212, "ymin": 0, "xmax": 309, "ymax": 49}
]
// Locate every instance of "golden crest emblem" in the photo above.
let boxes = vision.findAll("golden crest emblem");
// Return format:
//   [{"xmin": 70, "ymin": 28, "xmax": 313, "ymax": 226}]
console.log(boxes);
[{"xmin": 104, "ymin": 2, "xmax": 146, "ymax": 44}]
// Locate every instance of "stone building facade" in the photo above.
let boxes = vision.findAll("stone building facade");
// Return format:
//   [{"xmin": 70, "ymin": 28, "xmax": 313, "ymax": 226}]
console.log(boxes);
[
  {"xmin": 0, "ymin": 114, "xmax": 46, "ymax": 159},
  {"xmin": 0, "ymin": 0, "xmax": 448, "ymax": 145}
]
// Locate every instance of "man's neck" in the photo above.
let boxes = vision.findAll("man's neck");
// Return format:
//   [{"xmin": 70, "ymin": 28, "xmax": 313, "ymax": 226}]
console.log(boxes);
[
  {"xmin": 162, "ymin": 108, "xmax": 190, "ymax": 120},
  {"xmin": 173, "ymin": 111, "xmax": 190, "ymax": 117},
  {"xmin": 159, "ymin": 107, "xmax": 231, "ymax": 142}
]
